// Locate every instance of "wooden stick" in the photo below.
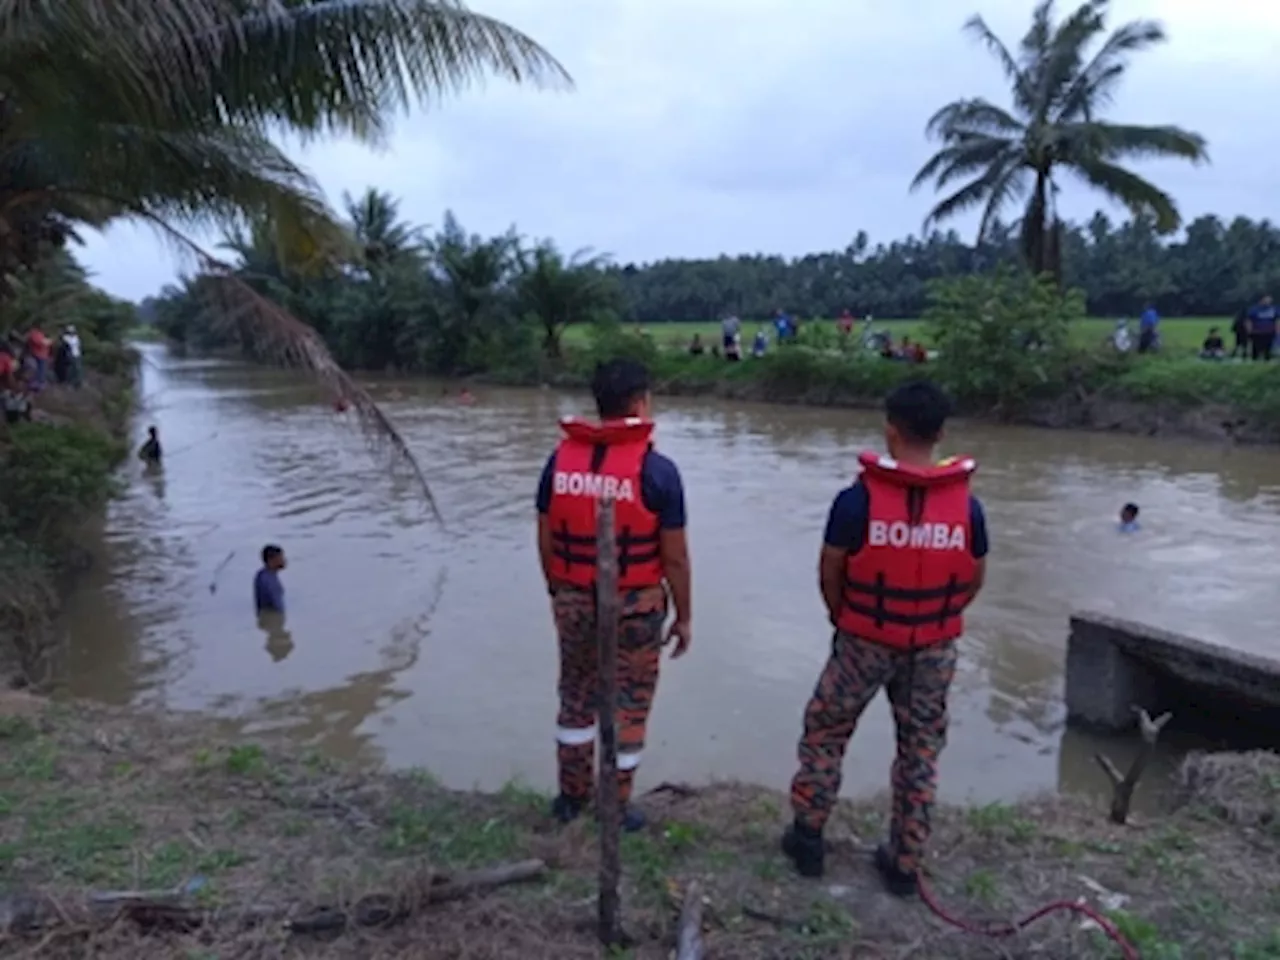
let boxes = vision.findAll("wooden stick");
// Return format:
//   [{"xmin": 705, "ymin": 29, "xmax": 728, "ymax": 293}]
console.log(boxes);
[
  {"xmin": 675, "ymin": 881, "xmax": 704, "ymax": 960},
  {"xmin": 595, "ymin": 493, "xmax": 623, "ymax": 947},
  {"xmin": 1095, "ymin": 707, "xmax": 1173, "ymax": 824}
]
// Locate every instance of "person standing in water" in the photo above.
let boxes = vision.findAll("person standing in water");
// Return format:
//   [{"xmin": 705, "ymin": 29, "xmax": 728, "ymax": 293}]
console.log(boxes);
[
  {"xmin": 536, "ymin": 358, "xmax": 692, "ymax": 832},
  {"xmin": 138, "ymin": 425, "xmax": 162, "ymax": 465},
  {"xmin": 254, "ymin": 545, "xmax": 287, "ymax": 613},
  {"xmin": 783, "ymin": 379, "xmax": 988, "ymax": 894}
]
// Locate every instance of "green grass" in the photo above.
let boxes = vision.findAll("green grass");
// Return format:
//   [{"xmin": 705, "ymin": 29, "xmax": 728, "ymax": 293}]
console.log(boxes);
[{"xmin": 565, "ymin": 316, "xmax": 1228, "ymax": 354}]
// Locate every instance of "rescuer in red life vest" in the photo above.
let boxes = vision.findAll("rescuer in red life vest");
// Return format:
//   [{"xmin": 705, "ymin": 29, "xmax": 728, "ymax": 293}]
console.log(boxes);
[
  {"xmin": 535, "ymin": 358, "xmax": 693, "ymax": 832},
  {"xmin": 783, "ymin": 379, "xmax": 989, "ymax": 894}
]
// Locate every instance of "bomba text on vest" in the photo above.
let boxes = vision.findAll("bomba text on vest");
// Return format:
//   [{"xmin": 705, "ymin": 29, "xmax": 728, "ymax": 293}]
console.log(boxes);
[
  {"xmin": 868, "ymin": 520, "xmax": 966, "ymax": 550},
  {"xmin": 553, "ymin": 471, "xmax": 636, "ymax": 502}
]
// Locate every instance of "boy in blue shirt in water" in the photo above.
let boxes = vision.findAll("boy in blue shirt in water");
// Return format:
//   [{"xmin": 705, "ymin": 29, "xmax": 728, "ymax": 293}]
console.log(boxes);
[
  {"xmin": 254, "ymin": 544, "xmax": 286, "ymax": 612},
  {"xmin": 1118, "ymin": 503, "xmax": 1140, "ymax": 533}
]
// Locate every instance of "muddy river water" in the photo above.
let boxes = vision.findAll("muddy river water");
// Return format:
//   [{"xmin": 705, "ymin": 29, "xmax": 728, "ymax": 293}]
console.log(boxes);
[{"xmin": 58, "ymin": 346, "xmax": 1280, "ymax": 806}]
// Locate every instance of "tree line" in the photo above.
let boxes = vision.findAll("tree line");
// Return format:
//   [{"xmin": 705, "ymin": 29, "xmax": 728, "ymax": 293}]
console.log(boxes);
[
  {"xmin": 145, "ymin": 194, "xmax": 1280, "ymax": 377},
  {"xmin": 610, "ymin": 212, "xmax": 1280, "ymax": 323}
]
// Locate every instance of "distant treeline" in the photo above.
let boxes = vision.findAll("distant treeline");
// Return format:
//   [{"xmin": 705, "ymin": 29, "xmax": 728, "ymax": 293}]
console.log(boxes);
[{"xmin": 608, "ymin": 212, "xmax": 1280, "ymax": 322}]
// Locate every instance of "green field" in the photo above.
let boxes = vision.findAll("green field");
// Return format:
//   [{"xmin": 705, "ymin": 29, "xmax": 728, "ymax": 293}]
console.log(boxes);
[{"xmin": 568, "ymin": 317, "xmax": 1229, "ymax": 355}]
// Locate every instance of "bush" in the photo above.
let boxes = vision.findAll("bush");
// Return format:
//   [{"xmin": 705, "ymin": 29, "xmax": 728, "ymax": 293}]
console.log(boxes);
[
  {"xmin": 0, "ymin": 422, "xmax": 125, "ymax": 550},
  {"xmin": 571, "ymin": 315, "xmax": 662, "ymax": 373},
  {"xmin": 925, "ymin": 267, "xmax": 1083, "ymax": 412}
]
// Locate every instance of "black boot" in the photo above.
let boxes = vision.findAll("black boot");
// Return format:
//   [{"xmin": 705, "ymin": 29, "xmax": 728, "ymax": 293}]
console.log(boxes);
[
  {"xmin": 781, "ymin": 821, "xmax": 824, "ymax": 878},
  {"xmin": 874, "ymin": 843, "xmax": 918, "ymax": 898},
  {"xmin": 550, "ymin": 793, "xmax": 586, "ymax": 824}
]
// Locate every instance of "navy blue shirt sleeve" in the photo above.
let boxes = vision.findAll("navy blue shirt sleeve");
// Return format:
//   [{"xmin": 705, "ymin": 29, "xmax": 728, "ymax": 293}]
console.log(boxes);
[
  {"xmin": 969, "ymin": 496, "xmax": 989, "ymax": 559},
  {"xmin": 823, "ymin": 481, "xmax": 870, "ymax": 551},
  {"xmin": 641, "ymin": 450, "xmax": 687, "ymax": 530},
  {"xmin": 535, "ymin": 454, "xmax": 555, "ymax": 513},
  {"xmin": 823, "ymin": 481, "xmax": 989, "ymax": 558}
]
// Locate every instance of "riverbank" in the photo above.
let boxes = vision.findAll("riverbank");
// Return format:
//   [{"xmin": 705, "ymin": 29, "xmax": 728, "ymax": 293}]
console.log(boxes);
[
  {"xmin": 493, "ymin": 343, "xmax": 1280, "ymax": 445},
  {"xmin": 0, "ymin": 348, "xmax": 137, "ymax": 686},
  {"xmin": 2, "ymin": 693, "xmax": 1275, "ymax": 959}
]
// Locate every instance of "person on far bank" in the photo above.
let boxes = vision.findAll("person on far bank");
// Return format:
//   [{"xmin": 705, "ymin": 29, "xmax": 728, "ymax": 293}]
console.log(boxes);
[
  {"xmin": 536, "ymin": 358, "xmax": 692, "ymax": 833},
  {"xmin": 1231, "ymin": 307, "xmax": 1249, "ymax": 359},
  {"xmin": 254, "ymin": 545, "xmax": 287, "ymax": 613},
  {"xmin": 138, "ymin": 425, "xmax": 162, "ymax": 465},
  {"xmin": 783, "ymin": 379, "xmax": 988, "ymax": 895},
  {"xmin": 62, "ymin": 325, "xmax": 82, "ymax": 387},
  {"xmin": 1200, "ymin": 327, "xmax": 1225, "ymax": 360},
  {"xmin": 1248, "ymin": 295, "xmax": 1276, "ymax": 362},
  {"xmin": 1138, "ymin": 304, "xmax": 1160, "ymax": 353}
]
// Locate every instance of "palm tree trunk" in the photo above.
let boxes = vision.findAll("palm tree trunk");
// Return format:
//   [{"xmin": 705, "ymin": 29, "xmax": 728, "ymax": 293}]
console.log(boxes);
[{"xmin": 1022, "ymin": 170, "xmax": 1049, "ymax": 278}]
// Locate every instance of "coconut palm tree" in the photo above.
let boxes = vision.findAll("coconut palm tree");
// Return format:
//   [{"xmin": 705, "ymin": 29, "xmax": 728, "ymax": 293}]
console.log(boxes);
[
  {"xmin": 910, "ymin": 0, "xmax": 1207, "ymax": 281},
  {"xmin": 344, "ymin": 189, "xmax": 422, "ymax": 270},
  {"xmin": 516, "ymin": 241, "xmax": 618, "ymax": 358}
]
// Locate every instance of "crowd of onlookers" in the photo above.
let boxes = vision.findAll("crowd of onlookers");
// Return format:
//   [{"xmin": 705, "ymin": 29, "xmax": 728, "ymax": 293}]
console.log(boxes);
[
  {"xmin": 684, "ymin": 308, "xmax": 932, "ymax": 365},
  {"xmin": 0, "ymin": 324, "xmax": 84, "ymax": 424}
]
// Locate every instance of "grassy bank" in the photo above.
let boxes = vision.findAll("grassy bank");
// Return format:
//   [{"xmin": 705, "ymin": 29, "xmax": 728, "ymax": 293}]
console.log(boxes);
[
  {"xmin": 571, "ymin": 317, "xmax": 1230, "ymax": 356},
  {"xmin": 0, "ymin": 343, "xmax": 137, "ymax": 684},
  {"xmin": 509, "ymin": 325, "xmax": 1280, "ymax": 444},
  {"xmin": 1, "ymin": 693, "xmax": 1276, "ymax": 959}
]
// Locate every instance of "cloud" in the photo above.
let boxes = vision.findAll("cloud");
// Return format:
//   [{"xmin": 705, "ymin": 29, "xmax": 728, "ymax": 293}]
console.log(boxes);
[{"xmin": 78, "ymin": 0, "xmax": 1280, "ymax": 300}]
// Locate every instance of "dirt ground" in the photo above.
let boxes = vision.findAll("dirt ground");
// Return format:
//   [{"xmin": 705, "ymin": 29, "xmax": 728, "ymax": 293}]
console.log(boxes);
[{"xmin": 1, "ymin": 694, "xmax": 1277, "ymax": 959}]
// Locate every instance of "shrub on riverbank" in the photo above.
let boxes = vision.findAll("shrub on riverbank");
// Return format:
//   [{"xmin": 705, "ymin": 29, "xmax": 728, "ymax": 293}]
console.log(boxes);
[{"xmin": 1, "ymin": 695, "xmax": 1276, "ymax": 958}]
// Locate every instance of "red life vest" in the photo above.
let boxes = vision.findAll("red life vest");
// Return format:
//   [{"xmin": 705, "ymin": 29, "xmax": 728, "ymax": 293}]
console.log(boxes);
[
  {"xmin": 545, "ymin": 417, "xmax": 664, "ymax": 589},
  {"xmin": 837, "ymin": 451, "xmax": 979, "ymax": 649}
]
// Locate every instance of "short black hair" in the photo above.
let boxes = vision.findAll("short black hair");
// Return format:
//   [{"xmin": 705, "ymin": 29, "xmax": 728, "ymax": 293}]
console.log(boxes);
[
  {"xmin": 1121, "ymin": 503, "xmax": 1139, "ymax": 518},
  {"xmin": 591, "ymin": 358, "xmax": 651, "ymax": 419},
  {"xmin": 262, "ymin": 544, "xmax": 283, "ymax": 565},
  {"xmin": 885, "ymin": 379, "xmax": 952, "ymax": 444}
]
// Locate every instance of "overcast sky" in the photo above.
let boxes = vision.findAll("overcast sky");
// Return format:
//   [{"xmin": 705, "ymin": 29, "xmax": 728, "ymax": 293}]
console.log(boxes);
[{"xmin": 80, "ymin": 0, "xmax": 1280, "ymax": 301}]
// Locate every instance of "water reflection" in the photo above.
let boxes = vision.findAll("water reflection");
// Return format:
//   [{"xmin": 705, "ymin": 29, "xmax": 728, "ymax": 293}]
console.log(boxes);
[
  {"xmin": 54, "ymin": 345, "xmax": 1280, "ymax": 805},
  {"xmin": 257, "ymin": 611, "xmax": 294, "ymax": 663}
]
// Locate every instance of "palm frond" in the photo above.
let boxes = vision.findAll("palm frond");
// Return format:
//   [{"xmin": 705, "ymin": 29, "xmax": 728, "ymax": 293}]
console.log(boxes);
[
  {"xmin": 977, "ymin": 164, "xmax": 1030, "ymax": 244},
  {"xmin": 923, "ymin": 159, "xmax": 1025, "ymax": 232},
  {"xmin": 1059, "ymin": 122, "xmax": 1208, "ymax": 164},
  {"xmin": 962, "ymin": 13, "xmax": 1034, "ymax": 115},
  {"xmin": 1069, "ymin": 158, "xmax": 1181, "ymax": 232},
  {"xmin": 149, "ymin": 0, "xmax": 572, "ymax": 140},
  {"xmin": 1056, "ymin": 17, "xmax": 1165, "ymax": 121},
  {"xmin": 1031, "ymin": 0, "xmax": 1107, "ymax": 122},
  {"xmin": 924, "ymin": 98, "xmax": 1025, "ymax": 141},
  {"xmin": 910, "ymin": 137, "xmax": 1020, "ymax": 193}
]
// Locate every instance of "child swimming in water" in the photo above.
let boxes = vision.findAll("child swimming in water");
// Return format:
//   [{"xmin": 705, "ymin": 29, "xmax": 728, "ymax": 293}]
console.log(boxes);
[{"xmin": 1118, "ymin": 503, "xmax": 1140, "ymax": 533}]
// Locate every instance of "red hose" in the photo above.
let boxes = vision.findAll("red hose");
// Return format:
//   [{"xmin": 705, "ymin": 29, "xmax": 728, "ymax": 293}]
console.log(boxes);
[{"xmin": 917, "ymin": 874, "xmax": 1140, "ymax": 960}]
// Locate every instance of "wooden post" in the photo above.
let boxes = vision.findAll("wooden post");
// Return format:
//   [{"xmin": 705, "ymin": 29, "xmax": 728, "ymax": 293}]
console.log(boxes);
[{"xmin": 595, "ymin": 493, "xmax": 623, "ymax": 947}]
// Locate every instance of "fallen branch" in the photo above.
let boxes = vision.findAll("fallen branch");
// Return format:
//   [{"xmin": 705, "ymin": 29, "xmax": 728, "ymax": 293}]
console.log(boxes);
[
  {"xmin": 1, "ymin": 860, "xmax": 546, "ymax": 938},
  {"xmin": 675, "ymin": 881, "xmax": 704, "ymax": 960},
  {"xmin": 1095, "ymin": 707, "xmax": 1173, "ymax": 824},
  {"xmin": 644, "ymin": 781, "xmax": 699, "ymax": 800}
]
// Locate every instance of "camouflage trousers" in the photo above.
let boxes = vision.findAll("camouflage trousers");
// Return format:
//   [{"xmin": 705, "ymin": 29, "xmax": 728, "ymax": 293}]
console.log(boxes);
[
  {"xmin": 552, "ymin": 584, "xmax": 667, "ymax": 805},
  {"xmin": 790, "ymin": 631, "xmax": 958, "ymax": 874}
]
